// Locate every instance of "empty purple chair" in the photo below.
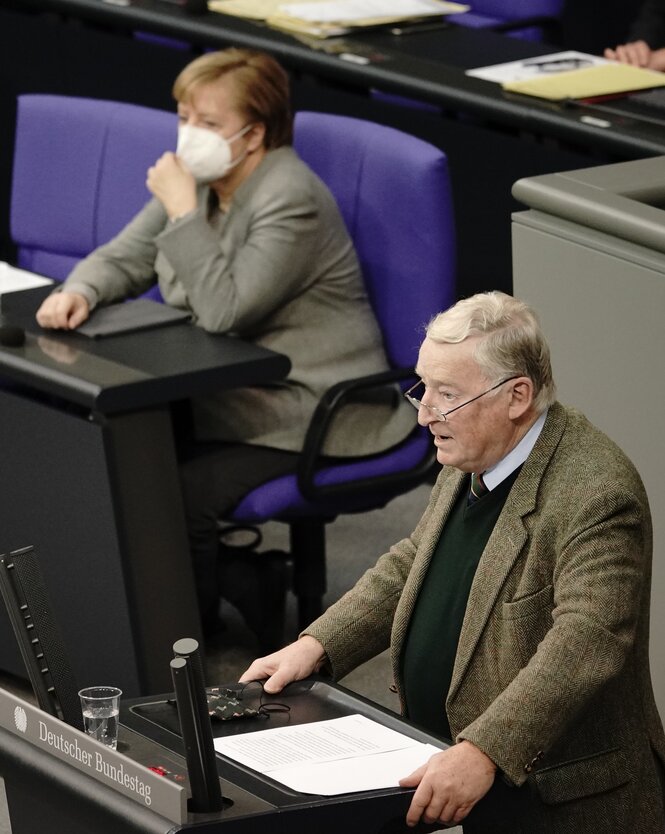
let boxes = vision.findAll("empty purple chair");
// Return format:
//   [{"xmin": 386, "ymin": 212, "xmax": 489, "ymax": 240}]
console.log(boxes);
[
  {"xmin": 10, "ymin": 94, "xmax": 177, "ymax": 299},
  {"xmin": 230, "ymin": 111, "xmax": 456, "ymax": 629},
  {"xmin": 449, "ymin": 0, "xmax": 563, "ymax": 41}
]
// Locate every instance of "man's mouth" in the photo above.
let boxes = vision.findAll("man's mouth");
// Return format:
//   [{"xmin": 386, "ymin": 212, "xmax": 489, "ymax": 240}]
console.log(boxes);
[{"xmin": 432, "ymin": 431, "xmax": 452, "ymax": 444}]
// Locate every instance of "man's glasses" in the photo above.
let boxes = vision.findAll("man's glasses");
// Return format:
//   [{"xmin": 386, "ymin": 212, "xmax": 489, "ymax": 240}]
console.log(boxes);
[{"xmin": 404, "ymin": 376, "xmax": 520, "ymax": 422}]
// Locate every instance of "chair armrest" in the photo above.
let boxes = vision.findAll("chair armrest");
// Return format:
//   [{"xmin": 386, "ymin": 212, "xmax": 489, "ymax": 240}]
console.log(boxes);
[{"xmin": 297, "ymin": 367, "xmax": 434, "ymax": 501}]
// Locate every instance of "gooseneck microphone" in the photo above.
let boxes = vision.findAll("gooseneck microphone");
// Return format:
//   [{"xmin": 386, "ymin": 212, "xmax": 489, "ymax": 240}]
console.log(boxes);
[{"xmin": 0, "ymin": 325, "xmax": 26, "ymax": 347}]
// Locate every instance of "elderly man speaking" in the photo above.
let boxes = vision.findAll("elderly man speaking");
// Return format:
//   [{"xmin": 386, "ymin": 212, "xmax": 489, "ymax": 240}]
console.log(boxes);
[{"xmin": 241, "ymin": 291, "xmax": 665, "ymax": 833}]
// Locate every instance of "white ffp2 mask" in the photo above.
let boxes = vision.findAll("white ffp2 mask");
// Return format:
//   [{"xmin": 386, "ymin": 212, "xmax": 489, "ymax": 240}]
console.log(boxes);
[{"xmin": 176, "ymin": 123, "xmax": 252, "ymax": 183}]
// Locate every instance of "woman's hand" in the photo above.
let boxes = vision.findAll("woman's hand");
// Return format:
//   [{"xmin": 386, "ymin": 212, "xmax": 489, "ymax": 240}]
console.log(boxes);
[
  {"xmin": 36, "ymin": 291, "xmax": 90, "ymax": 330},
  {"xmin": 146, "ymin": 152, "xmax": 198, "ymax": 221}
]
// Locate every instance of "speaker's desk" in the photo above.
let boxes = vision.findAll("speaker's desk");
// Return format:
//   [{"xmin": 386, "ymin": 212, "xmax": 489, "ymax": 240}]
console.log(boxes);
[
  {"xmin": 0, "ymin": 288, "xmax": 290, "ymax": 697},
  {"xmin": 1, "ymin": 677, "xmax": 447, "ymax": 834}
]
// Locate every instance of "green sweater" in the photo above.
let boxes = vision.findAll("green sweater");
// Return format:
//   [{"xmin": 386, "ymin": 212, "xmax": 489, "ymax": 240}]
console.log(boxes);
[{"xmin": 402, "ymin": 468, "xmax": 520, "ymax": 740}]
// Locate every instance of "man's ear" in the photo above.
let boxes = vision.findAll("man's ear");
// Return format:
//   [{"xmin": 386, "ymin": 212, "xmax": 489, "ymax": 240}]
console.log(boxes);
[{"xmin": 508, "ymin": 377, "xmax": 535, "ymax": 419}]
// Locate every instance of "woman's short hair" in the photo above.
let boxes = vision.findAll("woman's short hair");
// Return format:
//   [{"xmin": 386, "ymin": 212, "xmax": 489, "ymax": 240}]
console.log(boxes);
[
  {"xmin": 172, "ymin": 48, "xmax": 292, "ymax": 149},
  {"xmin": 426, "ymin": 291, "xmax": 556, "ymax": 413}
]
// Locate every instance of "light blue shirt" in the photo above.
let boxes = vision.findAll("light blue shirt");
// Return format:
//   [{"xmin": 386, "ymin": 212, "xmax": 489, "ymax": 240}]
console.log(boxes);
[{"xmin": 482, "ymin": 409, "xmax": 547, "ymax": 492}]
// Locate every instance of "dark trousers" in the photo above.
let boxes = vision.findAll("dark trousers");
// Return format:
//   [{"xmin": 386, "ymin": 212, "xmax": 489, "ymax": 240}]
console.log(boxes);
[{"xmin": 178, "ymin": 439, "xmax": 299, "ymax": 621}]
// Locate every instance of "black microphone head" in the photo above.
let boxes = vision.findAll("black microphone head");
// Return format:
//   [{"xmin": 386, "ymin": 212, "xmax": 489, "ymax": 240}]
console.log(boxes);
[{"xmin": 0, "ymin": 325, "xmax": 25, "ymax": 347}]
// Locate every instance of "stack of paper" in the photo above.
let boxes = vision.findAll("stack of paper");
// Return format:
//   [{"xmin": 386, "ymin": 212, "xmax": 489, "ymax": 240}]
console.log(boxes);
[
  {"xmin": 467, "ymin": 51, "xmax": 608, "ymax": 85},
  {"xmin": 214, "ymin": 713, "xmax": 444, "ymax": 795},
  {"xmin": 210, "ymin": 0, "xmax": 469, "ymax": 38}
]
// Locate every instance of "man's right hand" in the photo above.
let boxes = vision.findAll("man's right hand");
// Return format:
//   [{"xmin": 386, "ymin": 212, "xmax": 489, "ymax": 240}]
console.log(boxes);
[
  {"xmin": 36, "ymin": 291, "xmax": 90, "ymax": 330},
  {"xmin": 239, "ymin": 635, "xmax": 327, "ymax": 694}
]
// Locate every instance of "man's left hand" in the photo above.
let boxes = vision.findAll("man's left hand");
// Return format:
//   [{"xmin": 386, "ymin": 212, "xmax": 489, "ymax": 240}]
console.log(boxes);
[{"xmin": 399, "ymin": 740, "xmax": 497, "ymax": 827}]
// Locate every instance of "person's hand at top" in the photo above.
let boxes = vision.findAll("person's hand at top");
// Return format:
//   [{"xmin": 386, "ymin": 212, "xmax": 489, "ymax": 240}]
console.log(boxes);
[
  {"xmin": 36, "ymin": 291, "xmax": 90, "ymax": 330},
  {"xmin": 146, "ymin": 151, "xmax": 198, "ymax": 222},
  {"xmin": 238, "ymin": 635, "xmax": 327, "ymax": 694},
  {"xmin": 604, "ymin": 40, "xmax": 665, "ymax": 71}
]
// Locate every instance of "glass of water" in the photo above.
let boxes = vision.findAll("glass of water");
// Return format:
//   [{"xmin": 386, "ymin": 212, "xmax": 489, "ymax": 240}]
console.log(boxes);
[{"xmin": 79, "ymin": 686, "xmax": 122, "ymax": 750}]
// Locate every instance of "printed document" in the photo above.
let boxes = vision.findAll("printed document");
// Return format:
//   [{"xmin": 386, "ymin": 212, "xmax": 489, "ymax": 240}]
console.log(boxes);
[
  {"xmin": 277, "ymin": 0, "xmax": 463, "ymax": 24},
  {"xmin": 467, "ymin": 51, "xmax": 608, "ymax": 84},
  {"xmin": 214, "ymin": 713, "xmax": 444, "ymax": 795}
]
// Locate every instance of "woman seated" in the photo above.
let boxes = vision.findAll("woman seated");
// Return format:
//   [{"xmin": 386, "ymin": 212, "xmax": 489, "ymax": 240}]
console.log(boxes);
[{"xmin": 36, "ymin": 48, "xmax": 415, "ymax": 639}]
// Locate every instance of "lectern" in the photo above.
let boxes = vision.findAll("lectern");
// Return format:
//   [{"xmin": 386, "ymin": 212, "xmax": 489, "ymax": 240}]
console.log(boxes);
[{"xmin": 0, "ymin": 677, "xmax": 446, "ymax": 834}]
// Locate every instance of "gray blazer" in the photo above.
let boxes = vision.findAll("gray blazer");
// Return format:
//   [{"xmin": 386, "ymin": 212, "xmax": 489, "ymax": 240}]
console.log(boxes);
[
  {"xmin": 65, "ymin": 147, "xmax": 415, "ymax": 455},
  {"xmin": 307, "ymin": 403, "xmax": 665, "ymax": 831}
]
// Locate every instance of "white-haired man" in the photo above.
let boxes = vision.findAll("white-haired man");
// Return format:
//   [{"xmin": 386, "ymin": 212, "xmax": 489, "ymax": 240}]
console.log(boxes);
[{"xmin": 241, "ymin": 291, "xmax": 665, "ymax": 833}]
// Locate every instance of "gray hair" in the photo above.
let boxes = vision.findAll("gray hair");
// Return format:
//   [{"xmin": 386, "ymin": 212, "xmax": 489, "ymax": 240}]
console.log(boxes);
[{"xmin": 426, "ymin": 291, "xmax": 556, "ymax": 413}]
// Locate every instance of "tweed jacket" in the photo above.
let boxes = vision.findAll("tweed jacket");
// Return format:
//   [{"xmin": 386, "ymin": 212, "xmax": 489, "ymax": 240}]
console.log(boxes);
[
  {"xmin": 63, "ymin": 146, "xmax": 414, "ymax": 455},
  {"xmin": 306, "ymin": 403, "xmax": 665, "ymax": 832}
]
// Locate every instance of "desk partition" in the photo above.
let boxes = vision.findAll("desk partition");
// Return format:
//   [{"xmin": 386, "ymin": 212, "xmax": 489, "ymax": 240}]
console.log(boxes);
[
  {"xmin": 0, "ymin": 288, "xmax": 290, "ymax": 696},
  {"xmin": 511, "ymin": 155, "xmax": 665, "ymax": 721}
]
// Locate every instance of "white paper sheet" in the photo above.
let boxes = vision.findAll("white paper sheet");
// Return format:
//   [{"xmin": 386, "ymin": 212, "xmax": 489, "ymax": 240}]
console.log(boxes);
[
  {"xmin": 214, "ymin": 713, "xmax": 445, "ymax": 795},
  {"xmin": 0, "ymin": 262, "xmax": 52, "ymax": 296},
  {"xmin": 467, "ymin": 50, "xmax": 608, "ymax": 84},
  {"xmin": 278, "ymin": 0, "xmax": 460, "ymax": 24}
]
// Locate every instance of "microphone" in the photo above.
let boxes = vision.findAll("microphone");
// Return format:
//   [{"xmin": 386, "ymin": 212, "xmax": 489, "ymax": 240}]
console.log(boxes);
[
  {"xmin": 0, "ymin": 325, "xmax": 26, "ymax": 347},
  {"xmin": 171, "ymin": 638, "xmax": 224, "ymax": 813}
]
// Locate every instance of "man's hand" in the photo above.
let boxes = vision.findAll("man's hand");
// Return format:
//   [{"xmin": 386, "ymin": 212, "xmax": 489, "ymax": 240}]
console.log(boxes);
[
  {"xmin": 146, "ymin": 152, "xmax": 197, "ymax": 220},
  {"xmin": 36, "ymin": 291, "xmax": 90, "ymax": 330},
  {"xmin": 239, "ymin": 635, "xmax": 327, "ymax": 694},
  {"xmin": 604, "ymin": 40, "xmax": 665, "ymax": 71},
  {"xmin": 399, "ymin": 740, "xmax": 497, "ymax": 827}
]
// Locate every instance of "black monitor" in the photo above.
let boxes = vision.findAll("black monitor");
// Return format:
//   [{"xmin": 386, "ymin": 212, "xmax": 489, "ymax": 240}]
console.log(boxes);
[{"xmin": 0, "ymin": 545, "xmax": 84, "ymax": 730}]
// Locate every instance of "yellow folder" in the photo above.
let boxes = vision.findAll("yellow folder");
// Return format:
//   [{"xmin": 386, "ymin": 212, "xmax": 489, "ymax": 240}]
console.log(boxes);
[{"xmin": 503, "ymin": 63, "xmax": 665, "ymax": 101}]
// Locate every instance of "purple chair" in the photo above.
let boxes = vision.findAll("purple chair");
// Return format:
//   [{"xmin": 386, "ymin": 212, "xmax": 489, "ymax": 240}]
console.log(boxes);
[
  {"xmin": 449, "ymin": 0, "xmax": 563, "ymax": 41},
  {"xmin": 230, "ymin": 112, "xmax": 456, "ymax": 630},
  {"xmin": 10, "ymin": 94, "xmax": 176, "ymax": 300}
]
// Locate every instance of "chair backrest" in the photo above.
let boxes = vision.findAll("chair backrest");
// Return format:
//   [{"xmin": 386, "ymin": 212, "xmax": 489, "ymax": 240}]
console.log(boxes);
[
  {"xmin": 293, "ymin": 112, "xmax": 456, "ymax": 371},
  {"xmin": 10, "ymin": 99, "xmax": 456, "ymax": 345},
  {"xmin": 466, "ymin": 0, "xmax": 562, "ymax": 17},
  {"xmin": 10, "ymin": 94, "xmax": 177, "ymax": 282},
  {"xmin": 449, "ymin": 0, "xmax": 563, "ymax": 39}
]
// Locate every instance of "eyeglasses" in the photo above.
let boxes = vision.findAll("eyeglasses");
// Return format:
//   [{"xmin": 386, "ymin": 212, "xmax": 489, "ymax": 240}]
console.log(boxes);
[{"xmin": 404, "ymin": 376, "xmax": 520, "ymax": 422}]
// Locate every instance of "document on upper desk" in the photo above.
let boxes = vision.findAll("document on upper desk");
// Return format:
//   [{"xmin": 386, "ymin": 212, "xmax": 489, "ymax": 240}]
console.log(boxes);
[
  {"xmin": 210, "ymin": 0, "xmax": 468, "ymax": 37},
  {"xmin": 502, "ymin": 62, "xmax": 665, "ymax": 101},
  {"xmin": 276, "ymin": 0, "xmax": 465, "ymax": 24},
  {"xmin": 213, "ymin": 713, "xmax": 444, "ymax": 795},
  {"xmin": 467, "ymin": 51, "xmax": 609, "ymax": 85},
  {"xmin": 467, "ymin": 50, "xmax": 665, "ymax": 101}
]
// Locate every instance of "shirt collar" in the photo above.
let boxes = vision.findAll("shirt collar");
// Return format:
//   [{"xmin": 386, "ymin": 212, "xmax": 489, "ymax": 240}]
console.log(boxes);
[{"xmin": 482, "ymin": 409, "xmax": 548, "ymax": 491}]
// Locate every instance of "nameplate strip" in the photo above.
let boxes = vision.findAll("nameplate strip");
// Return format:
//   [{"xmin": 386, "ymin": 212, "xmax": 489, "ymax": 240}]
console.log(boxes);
[{"xmin": 0, "ymin": 688, "xmax": 186, "ymax": 824}]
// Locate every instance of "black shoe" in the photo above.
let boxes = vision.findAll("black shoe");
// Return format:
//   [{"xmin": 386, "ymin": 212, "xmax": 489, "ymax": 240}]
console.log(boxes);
[{"xmin": 219, "ymin": 549, "xmax": 289, "ymax": 653}]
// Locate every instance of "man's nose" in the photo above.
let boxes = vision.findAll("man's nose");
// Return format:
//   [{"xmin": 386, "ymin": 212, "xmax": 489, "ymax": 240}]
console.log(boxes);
[{"xmin": 417, "ymin": 401, "xmax": 438, "ymax": 427}]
